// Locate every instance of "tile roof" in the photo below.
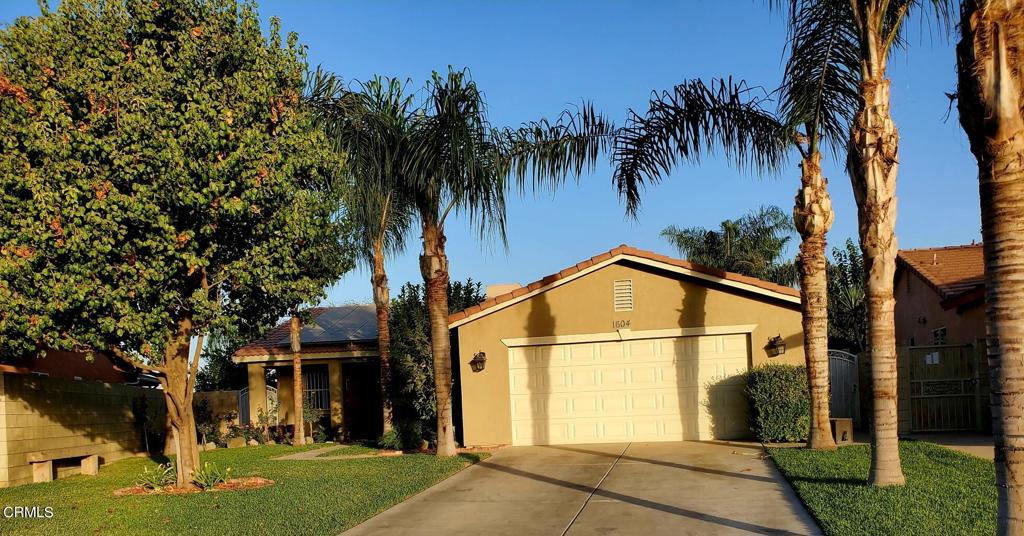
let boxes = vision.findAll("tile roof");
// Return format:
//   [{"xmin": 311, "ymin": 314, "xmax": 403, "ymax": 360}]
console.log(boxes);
[
  {"xmin": 448, "ymin": 245, "xmax": 801, "ymax": 325},
  {"xmin": 897, "ymin": 244, "xmax": 985, "ymax": 301},
  {"xmin": 234, "ymin": 305, "xmax": 378, "ymax": 357}
]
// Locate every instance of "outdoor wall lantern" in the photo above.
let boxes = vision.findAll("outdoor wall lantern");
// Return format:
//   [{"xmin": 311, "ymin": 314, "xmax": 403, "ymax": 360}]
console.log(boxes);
[
  {"xmin": 767, "ymin": 335, "xmax": 787, "ymax": 357},
  {"xmin": 470, "ymin": 351, "xmax": 487, "ymax": 373}
]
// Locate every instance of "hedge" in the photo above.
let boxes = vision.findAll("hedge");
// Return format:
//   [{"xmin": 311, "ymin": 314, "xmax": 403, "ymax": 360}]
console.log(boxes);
[{"xmin": 745, "ymin": 363, "xmax": 810, "ymax": 443}]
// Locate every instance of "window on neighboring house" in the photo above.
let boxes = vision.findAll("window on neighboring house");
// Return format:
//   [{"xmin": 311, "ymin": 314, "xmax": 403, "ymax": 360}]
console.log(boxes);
[
  {"xmin": 613, "ymin": 279, "xmax": 633, "ymax": 312},
  {"xmin": 932, "ymin": 327, "xmax": 948, "ymax": 345}
]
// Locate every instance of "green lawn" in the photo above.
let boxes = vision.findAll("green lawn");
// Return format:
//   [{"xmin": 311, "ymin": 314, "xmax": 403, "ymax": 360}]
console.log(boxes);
[
  {"xmin": 0, "ymin": 444, "xmax": 483, "ymax": 535},
  {"xmin": 769, "ymin": 441, "xmax": 996, "ymax": 536},
  {"xmin": 316, "ymin": 443, "xmax": 381, "ymax": 457}
]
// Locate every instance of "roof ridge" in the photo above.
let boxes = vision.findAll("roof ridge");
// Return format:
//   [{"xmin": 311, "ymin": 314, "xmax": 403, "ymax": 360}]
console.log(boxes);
[
  {"xmin": 448, "ymin": 244, "xmax": 800, "ymax": 325},
  {"xmin": 899, "ymin": 243, "xmax": 982, "ymax": 253}
]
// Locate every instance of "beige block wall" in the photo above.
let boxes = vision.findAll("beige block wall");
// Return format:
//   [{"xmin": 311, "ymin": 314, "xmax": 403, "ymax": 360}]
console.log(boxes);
[
  {"xmin": 0, "ymin": 373, "xmax": 164, "ymax": 487},
  {"xmin": 455, "ymin": 261, "xmax": 804, "ymax": 447}
]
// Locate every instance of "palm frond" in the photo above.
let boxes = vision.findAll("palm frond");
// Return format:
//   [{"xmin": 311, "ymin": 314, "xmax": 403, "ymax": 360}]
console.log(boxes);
[
  {"xmin": 661, "ymin": 205, "xmax": 797, "ymax": 286},
  {"xmin": 408, "ymin": 68, "xmax": 507, "ymax": 242},
  {"xmin": 612, "ymin": 78, "xmax": 788, "ymax": 216},
  {"xmin": 306, "ymin": 69, "xmax": 417, "ymax": 266},
  {"xmin": 777, "ymin": 0, "xmax": 860, "ymax": 156},
  {"xmin": 495, "ymin": 103, "xmax": 615, "ymax": 194}
]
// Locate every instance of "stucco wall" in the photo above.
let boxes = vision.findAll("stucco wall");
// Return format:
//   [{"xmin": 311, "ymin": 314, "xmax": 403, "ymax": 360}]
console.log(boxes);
[
  {"xmin": 894, "ymin": 269, "xmax": 985, "ymax": 346},
  {"xmin": 454, "ymin": 260, "xmax": 803, "ymax": 447},
  {"xmin": 0, "ymin": 373, "xmax": 163, "ymax": 487}
]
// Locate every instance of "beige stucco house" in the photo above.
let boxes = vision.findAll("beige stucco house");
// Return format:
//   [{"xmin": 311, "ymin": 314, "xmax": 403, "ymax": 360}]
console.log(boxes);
[
  {"xmin": 449, "ymin": 245, "xmax": 804, "ymax": 447},
  {"xmin": 233, "ymin": 305, "xmax": 383, "ymax": 440}
]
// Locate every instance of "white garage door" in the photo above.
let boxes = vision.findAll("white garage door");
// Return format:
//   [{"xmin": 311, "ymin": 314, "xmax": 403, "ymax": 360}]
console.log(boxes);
[{"xmin": 508, "ymin": 333, "xmax": 750, "ymax": 446}]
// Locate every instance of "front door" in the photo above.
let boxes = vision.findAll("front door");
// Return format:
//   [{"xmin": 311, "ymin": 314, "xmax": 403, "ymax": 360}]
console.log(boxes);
[{"xmin": 343, "ymin": 361, "xmax": 383, "ymax": 440}]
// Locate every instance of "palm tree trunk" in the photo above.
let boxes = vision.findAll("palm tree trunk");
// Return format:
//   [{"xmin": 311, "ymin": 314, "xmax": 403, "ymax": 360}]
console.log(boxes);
[
  {"xmin": 794, "ymin": 152, "xmax": 836, "ymax": 450},
  {"xmin": 372, "ymin": 240, "xmax": 394, "ymax": 434},
  {"xmin": 420, "ymin": 219, "xmax": 457, "ymax": 457},
  {"xmin": 957, "ymin": 3, "xmax": 1024, "ymax": 532},
  {"xmin": 291, "ymin": 314, "xmax": 305, "ymax": 446},
  {"xmin": 848, "ymin": 50, "xmax": 905, "ymax": 486}
]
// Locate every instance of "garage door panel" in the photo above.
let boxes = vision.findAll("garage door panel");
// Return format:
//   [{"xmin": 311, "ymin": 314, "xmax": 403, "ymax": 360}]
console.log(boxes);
[{"xmin": 509, "ymin": 333, "xmax": 750, "ymax": 445}]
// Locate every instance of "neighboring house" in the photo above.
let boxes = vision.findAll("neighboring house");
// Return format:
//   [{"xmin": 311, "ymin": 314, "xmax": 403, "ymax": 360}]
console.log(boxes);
[
  {"xmin": 233, "ymin": 305, "xmax": 382, "ymax": 441},
  {"xmin": 895, "ymin": 243, "xmax": 985, "ymax": 347},
  {"xmin": 449, "ymin": 245, "xmax": 804, "ymax": 447},
  {"xmin": 893, "ymin": 243, "xmax": 989, "ymax": 434},
  {"xmin": 0, "ymin": 351, "xmax": 163, "ymax": 487}
]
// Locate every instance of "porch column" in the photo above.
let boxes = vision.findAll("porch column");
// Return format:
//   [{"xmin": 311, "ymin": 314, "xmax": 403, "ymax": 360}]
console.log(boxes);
[
  {"xmin": 328, "ymin": 361, "xmax": 344, "ymax": 432},
  {"xmin": 247, "ymin": 364, "xmax": 267, "ymax": 425}
]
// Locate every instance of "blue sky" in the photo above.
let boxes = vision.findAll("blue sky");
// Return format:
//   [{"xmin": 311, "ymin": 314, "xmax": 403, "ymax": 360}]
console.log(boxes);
[{"xmin": 1, "ymin": 1, "xmax": 980, "ymax": 306}]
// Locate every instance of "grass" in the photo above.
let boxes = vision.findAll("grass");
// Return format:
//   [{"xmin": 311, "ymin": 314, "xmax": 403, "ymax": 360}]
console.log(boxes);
[
  {"xmin": 0, "ymin": 443, "xmax": 484, "ymax": 535},
  {"xmin": 769, "ymin": 441, "xmax": 996, "ymax": 536},
  {"xmin": 315, "ymin": 443, "xmax": 381, "ymax": 457}
]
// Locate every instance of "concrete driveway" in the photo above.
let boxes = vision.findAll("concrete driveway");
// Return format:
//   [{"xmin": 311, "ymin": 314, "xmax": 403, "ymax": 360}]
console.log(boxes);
[{"xmin": 342, "ymin": 441, "xmax": 820, "ymax": 536}]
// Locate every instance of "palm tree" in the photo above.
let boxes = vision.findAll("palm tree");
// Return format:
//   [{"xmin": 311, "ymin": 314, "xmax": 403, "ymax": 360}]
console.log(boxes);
[
  {"xmin": 408, "ymin": 68, "xmax": 613, "ymax": 456},
  {"xmin": 290, "ymin": 313, "xmax": 304, "ymax": 446},
  {"xmin": 613, "ymin": 42, "xmax": 857, "ymax": 449},
  {"xmin": 955, "ymin": 1, "xmax": 1024, "ymax": 530},
  {"xmin": 661, "ymin": 205, "xmax": 798, "ymax": 286},
  {"xmin": 819, "ymin": 0, "xmax": 950, "ymax": 485},
  {"xmin": 309, "ymin": 74, "xmax": 416, "ymax": 433}
]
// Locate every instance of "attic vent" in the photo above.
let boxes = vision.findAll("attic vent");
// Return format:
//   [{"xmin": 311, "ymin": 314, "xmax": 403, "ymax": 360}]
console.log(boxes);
[{"xmin": 613, "ymin": 279, "xmax": 634, "ymax": 312}]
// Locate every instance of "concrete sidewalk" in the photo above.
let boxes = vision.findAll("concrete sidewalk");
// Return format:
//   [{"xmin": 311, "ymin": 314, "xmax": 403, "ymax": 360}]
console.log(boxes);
[{"xmin": 342, "ymin": 441, "xmax": 820, "ymax": 535}]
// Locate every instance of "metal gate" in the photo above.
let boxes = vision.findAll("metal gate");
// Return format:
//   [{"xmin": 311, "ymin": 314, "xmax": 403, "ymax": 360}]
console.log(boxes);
[
  {"xmin": 239, "ymin": 385, "xmax": 280, "ymax": 425},
  {"xmin": 907, "ymin": 344, "xmax": 980, "ymax": 432},
  {"xmin": 303, "ymin": 365, "xmax": 330, "ymax": 416},
  {"xmin": 828, "ymin": 350, "xmax": 861, "ymax": 425}
]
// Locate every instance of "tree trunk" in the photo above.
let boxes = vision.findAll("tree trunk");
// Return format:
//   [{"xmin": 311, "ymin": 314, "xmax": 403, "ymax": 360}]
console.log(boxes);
[
  {"xmin": 372, "ymin": 240, "xmax": 394, "ymax": 434},
  {"xmin": 848, "ymin": 48, "xmax": 905, "ymax": 485},
  {"xmin": 291, "ymin": 314, "xmax": 305, "ymax": 446},
  {"xmin": 161, "ymin": 317, "xmax": 200, "ymax": 488},
  {"xmin": 957, "ymin": 3, "xmax": 1024, "ymax": 532},
  {"xmin": 420, "ymin": 219, "xmax": 457, "ymax": 457},
  {"xmin": 793, "ymin": 152, "xmax": 836, "ymax": 450}
]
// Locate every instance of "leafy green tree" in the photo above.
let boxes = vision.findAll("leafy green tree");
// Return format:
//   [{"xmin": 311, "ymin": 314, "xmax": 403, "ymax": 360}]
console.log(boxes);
[
  {"xmin": 661, "ymin": 205, "xmax": 798, "ymax": 286},
  {"xmin": 0, "ymin": 0, "xmax": 352, "ymax": 486},
  {"xmin": 308, "ymin": 74, "xmax": 417, "ymax": 433},
  {"xmin": 387, "ymin": 279, "xmax": 485, "ymax": 448},
  {"xmin": 195, "ymin": 330, "xmax": 249, "ymax": 392},
  {"xmin": 827, "ymin": 239, "xmax": 867, "ymax": 353},
  {"xmin": 404, "ymin": 68, "xmax": 613, "ymax": 456}
]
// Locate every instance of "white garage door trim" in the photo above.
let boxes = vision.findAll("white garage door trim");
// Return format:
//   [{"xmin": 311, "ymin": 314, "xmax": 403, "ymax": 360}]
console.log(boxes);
[
  {"xmin": 501, "ymin": 324, "xmax": 757, "ymax": 348},
  {"xmin": 507, "ymin": 331, "xmax": 752, "ymax": 446}
]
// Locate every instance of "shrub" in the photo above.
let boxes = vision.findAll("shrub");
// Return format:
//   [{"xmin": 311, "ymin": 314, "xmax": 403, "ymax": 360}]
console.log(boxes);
[
  {"xmin": 137, "ymin": 463, "xmax": 175, "ymax": 490},
  {"xmin": 376, "ymin": 420, "xmax": 425, "ymax": 451},
  {"xmin": 228, "ymin": 423, "xmax": 267, "ymax": 444},
  {"xmin": 193, "ymin": 462, "xmax": 232, "ymax": 489},
  {"xmin": 745, "ymin": 364, "xmax": 810, "ymax": 443}
]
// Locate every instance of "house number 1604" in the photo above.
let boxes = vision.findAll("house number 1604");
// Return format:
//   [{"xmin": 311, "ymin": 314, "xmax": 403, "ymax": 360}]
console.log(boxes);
[{"xmin": 612, "ymin": 320, "xmax": 631, "ymax": 329}]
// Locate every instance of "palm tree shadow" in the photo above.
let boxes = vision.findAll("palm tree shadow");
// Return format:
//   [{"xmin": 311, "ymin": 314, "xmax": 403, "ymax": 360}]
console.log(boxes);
[
  {"xmin": 543, "ymin": 444, "xmax": 777, "ymax": 483},
  {"xmin": 524, "ymin": 292, "xmax": 556, "ymax": 446},
  {"xmin": 478, "ymin": 459, "xmax": 812, "ymax": 535}
]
